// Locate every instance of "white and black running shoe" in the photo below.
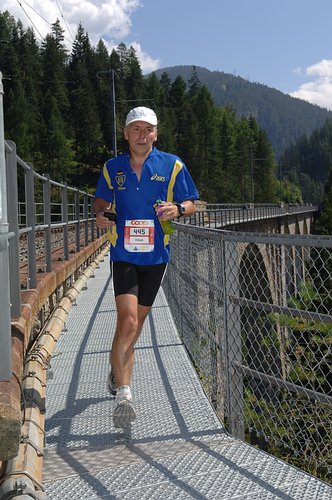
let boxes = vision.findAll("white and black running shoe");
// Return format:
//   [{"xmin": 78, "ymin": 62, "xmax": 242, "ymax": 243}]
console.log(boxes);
[{"xmin": 113, "ymin": 386, "xmax": 136, "ymax": 428}]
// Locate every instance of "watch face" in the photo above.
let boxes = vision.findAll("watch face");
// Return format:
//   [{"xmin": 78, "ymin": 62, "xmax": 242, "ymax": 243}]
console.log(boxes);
[{"xmin": 175, "ymin": 202, "xmax": 185, "ymax": 216}]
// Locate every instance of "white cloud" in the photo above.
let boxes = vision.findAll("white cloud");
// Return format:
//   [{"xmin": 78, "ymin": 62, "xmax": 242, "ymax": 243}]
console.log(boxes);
[
  {"xmin": 130, "ymin": 42, "xmax": 160, "ymax": 74},
  {"xmin": 290, "ymin": 59, "xmax": 332, "ymax": 110},
  {"xmin": 292, "ymin": 66, "xmax": 302, "ymax": 75},
  {"xmin": 1, "ymin": 0, "xmax": 160, "ymax": 72}
]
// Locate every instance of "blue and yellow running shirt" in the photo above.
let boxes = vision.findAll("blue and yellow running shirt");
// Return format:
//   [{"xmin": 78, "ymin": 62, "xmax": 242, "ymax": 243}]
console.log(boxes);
[{"xmin": 95, "ymin": 147, "xmax": 199, "ymax": 265}]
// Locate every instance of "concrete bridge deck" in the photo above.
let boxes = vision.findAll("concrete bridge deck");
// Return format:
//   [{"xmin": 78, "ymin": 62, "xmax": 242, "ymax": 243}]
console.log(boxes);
[{"xmin": 43, "ymin": 253, "xmax": 332, "ymax": 499}]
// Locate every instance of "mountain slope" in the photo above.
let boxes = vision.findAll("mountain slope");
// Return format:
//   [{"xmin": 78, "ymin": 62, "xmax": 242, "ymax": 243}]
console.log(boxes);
[{"xmin": 152, "ymin": 65, "xmax": 332, "ymax": 157}]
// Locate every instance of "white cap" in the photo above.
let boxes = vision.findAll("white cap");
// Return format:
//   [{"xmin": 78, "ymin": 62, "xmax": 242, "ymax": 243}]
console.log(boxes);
[{"xmin": 125, "ymin": 107, "xmax": 158, "ymax": 127}]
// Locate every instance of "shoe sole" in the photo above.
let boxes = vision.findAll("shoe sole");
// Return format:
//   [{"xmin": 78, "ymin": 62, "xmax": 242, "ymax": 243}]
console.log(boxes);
[{"xmin": 113, "ymin": 401, "xmax": 136, "ymax": 428}]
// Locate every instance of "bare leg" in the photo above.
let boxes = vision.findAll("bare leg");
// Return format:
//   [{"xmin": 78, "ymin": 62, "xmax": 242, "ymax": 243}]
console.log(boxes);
[
  {"xmin": 126, "ymin": 303, "xmax": 151, "ymax": 383},
  {"xmin": 111, "ymin": 294, "xmax": 151, "ymax": 388}
]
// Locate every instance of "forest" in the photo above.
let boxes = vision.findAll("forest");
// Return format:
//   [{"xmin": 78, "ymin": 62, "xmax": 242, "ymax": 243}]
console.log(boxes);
[
  {"xmin": 153, "ymin": 64, "xmax": 332, "ymax": 159},
  {"xmin": 1, "ymin": 10, "xmax": 332, "ymax": 218},
  {"xmin": 0, "ymin": 11, "xmax": 290, "ymax": 204}
]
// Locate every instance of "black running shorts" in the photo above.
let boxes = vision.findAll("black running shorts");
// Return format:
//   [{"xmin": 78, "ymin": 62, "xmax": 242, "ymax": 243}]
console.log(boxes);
[{"xmin": 112, "ymin": 261, "xmax": 168, "ymax": 307}]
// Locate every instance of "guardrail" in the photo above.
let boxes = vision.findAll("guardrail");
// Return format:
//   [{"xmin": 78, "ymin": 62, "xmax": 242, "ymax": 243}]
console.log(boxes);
[
  {"xmin": 0, "ymin": 71, "xmax": 12, "ymax": 381},
  {"xmin": 187, "ymin": 203, "xmax": 318, "ymax": 228},
  {"xmin": 0, "ymin": 138, "xmax": 101, "ymax": 382},
  {"xmin": 164, "ymin": 224, "xmax": 332, "ymax": 483},
  {"xmin": 5, "ymin": 140, "xmax": 98, "ymax": 295}
]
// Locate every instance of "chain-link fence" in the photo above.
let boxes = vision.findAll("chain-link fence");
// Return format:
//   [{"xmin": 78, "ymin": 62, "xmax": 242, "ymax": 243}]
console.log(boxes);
[{"xmin": 163, "ymin": 223, "xmax": 332, "ymax": 483}]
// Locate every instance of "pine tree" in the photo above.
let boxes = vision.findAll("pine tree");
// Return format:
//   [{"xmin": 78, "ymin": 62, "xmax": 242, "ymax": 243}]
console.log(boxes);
[
  {"xmin": 190, "ymin": 85, "xmax": 220, "ymax": 201},
  {"xmin": 41, "ymin": 21, "xmax": 69, "ymax": 116},
  {"xmin": 42, "ymin": 93, "xmax": 75, "ymax": 181},
  {"xmin": 188, "ymin": 65, "xmax": 201, "ymax": 98},
  {"xmin": 253, "ymin": 129, "xmax": 279, "ymax": 203},
  {"xmin": 316, "ymin": 166, "xmax": 332, "ymax": 235},
  {"xmin": 235, "ymin": 117, "xmax": 253, "ymax": 201},
  {"xmin": 168, "ymin": 75, "xmax": 188, "ymax": 155},
  {"xmin": 68, "ymin": 24, "xmax": 102, "ymax": 170},
  {"xmin": 39, "ymin": 21, "xmax": 73, "ymax": 176},
  {"xmin": 94, "ymin": 40, "xmax": 114, "ymax": 156},
  {"xmin": 218, "ymin": 106, "xmax": 239, "ymax": 201},
  {"xmin": 18, "ymin": 27, "xmax": 43, "ymax": 157}
]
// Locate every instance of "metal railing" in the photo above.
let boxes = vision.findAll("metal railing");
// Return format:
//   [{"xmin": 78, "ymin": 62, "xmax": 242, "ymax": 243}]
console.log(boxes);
[
  {"xmin": 163, "ymin": 223, "xmax": 332, "ymax": 483},
  {"xmin": 186, "ymin": 203, "xmax": 318, "ymax": 228},
  {"xmin": 5, "ymin": 140, "xmax": 99, "ymax": 300},
  {"xmin": 0, "ymin": 136, "xmax": 103, "ymax": 382},
  {"xmin": 0, "ymin": 71, "xmax": 12, "ymax": 381}
]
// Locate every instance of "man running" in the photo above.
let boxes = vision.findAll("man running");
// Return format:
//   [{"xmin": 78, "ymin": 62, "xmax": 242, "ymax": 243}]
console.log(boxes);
[{"xmin": 95, "ymin": 106, "xmax": 199, "ymax": 427}]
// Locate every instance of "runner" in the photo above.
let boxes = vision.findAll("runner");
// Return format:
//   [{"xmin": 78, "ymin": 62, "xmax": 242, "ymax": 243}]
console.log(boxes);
[{"xmin": 94, "ymin": 106, "xmax": 199, "ymax": 427}]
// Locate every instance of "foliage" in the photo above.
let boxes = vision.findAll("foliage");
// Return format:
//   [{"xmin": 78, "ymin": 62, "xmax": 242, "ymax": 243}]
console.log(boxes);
[
  {"xmin": 1, "ymin": 10, "xmax": 283, "ymax": 203},
  {"xmin": 244, "ymin": 276, "xmax": 332, "ymax": 483},
  {"xmin": 152, "ymin": 65, "xmax": 332, "ymax": 159},
  {"xmin": 315, "ymin": 166, "xmax": 332, "ymax": 234},
  {"xmin": 280, "ymin": 119, "xmax": 332, "ymax": 204}
]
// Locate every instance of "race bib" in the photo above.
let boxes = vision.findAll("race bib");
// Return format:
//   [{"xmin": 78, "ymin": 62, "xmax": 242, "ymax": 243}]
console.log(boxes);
[{"xmin": 124, "ymin": 220, "xmax": 155, "ymax": 252}]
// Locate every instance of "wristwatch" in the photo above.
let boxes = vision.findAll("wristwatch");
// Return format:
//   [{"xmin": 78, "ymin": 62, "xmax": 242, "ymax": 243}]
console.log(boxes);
[{"xmin": 174, "ymin": 202, "xmax": 186, "ymax": 218}]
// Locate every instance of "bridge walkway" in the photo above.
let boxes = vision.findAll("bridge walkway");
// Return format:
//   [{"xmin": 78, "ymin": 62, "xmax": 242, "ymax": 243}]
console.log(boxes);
[{"xmin": 43, "ymin": 253, "xmax": 332, "ymax": 499}]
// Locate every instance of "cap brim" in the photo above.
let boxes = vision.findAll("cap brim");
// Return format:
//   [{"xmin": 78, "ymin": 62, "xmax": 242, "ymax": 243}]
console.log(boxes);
[{"xmin": 125, "ymin": 117, "xmax": 157, "ymax": 127}]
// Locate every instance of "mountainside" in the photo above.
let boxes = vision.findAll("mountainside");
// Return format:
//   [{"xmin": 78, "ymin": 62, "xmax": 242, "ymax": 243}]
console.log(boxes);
[{"xmin": 152, "ymin": 65, "xmax": 332, "ymax": 158}]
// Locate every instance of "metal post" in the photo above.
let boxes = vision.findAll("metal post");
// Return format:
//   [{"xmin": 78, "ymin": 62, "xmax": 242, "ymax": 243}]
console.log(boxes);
[
  {"xmin": 62, "ymin": 184, "xmax": 69, "ymax": 260},
  {"xmin": 43, "ymin": 174, "xmax": 52, "ymax": 272},
  {"xmin": 223, "ymin": 238, "xmax": 244, "ymax": 439},
  {"xmin": 25, "ymin": 162, "xmax": 37, "ymax": 288},
  {"xmin": 250, "ymin": 145, "xmax": 255, "ymax": 205},
  {"xmin": 75, "ymin": 188, "xmax": 80, "ymax": 252},
  {"xmin": 84, "ymin": 193, "xmax": 88, "ymax": 246},
  {"xmin": 6, "ymin": 140, "xmax": 21, "ymax": 317},
  {"xmin": 90, "ymin": 196, "xmax": 95, "ymax": 242},
  {"xmin": 110, "ymin": 69, "xmax": 117, "ymax": 157},
  {"xmin": 0, "ymin": 71, "xmax": 12, "ymax": 380}
]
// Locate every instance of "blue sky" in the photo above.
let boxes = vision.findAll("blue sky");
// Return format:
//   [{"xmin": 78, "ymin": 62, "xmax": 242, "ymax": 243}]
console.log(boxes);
[{"xmin": 3, "ymin": 0, "xmax": 332, "ymax": 109}]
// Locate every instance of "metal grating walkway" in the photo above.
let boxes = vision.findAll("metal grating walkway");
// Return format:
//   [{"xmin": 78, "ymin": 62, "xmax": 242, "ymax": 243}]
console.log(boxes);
[{"xmin": 43, "ymin": 253, "xmax": 332, "ymax": 499}]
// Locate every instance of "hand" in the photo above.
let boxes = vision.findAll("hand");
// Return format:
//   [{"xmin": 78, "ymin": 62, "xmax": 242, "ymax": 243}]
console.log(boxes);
[
  {"xmin": 154, "ymin": 202, "xmax": 178, "ymax": 221},
  {"xmin": 95, "ymin": 212, "xmax": 116, "ymax": 229}
]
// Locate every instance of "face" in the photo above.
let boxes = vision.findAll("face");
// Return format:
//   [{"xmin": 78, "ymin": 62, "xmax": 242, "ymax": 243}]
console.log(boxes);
[{"xmin": 124, "ymin": 121, "xmax": 158, "ymax": 157}]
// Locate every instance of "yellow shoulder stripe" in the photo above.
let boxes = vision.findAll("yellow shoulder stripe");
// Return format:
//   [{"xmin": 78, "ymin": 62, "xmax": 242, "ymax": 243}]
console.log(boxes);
[
  {"xmin": 163, "ymin": 159, "xmax": 183, "ymax": 248},
  {"xmin": 103, "ymin": 163, "xmax": 113, "ymax": 190},
  {"xmin": 166, "ymin": 159, "xmax": 183, "ymax": 203}
]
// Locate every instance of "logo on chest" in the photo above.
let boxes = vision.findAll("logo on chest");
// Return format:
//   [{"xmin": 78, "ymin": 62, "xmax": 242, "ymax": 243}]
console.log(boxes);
[
  {"xmin": 151, "ymin": 173, "xmax": 166, "ymax": 182},
  {"xmin": 116, "ymin": 171, "xmax": 126, "ymax": 189}
]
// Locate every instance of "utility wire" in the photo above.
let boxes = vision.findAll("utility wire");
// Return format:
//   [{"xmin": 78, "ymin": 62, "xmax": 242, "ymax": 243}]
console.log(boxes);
[
  {"xmin": 21, "ymin": 0, "xmax": 50, "ymax": 29},
  {"xmin": 16, "ymin": 0, "xmax": 45, "ymax": 41},
  {"xmin": 54, "ymin": 0, "xmax": 75, "ymax": 42},
  {"xmin": 17, "ymin": 0, "xmax": 74, "ymax": 46}
]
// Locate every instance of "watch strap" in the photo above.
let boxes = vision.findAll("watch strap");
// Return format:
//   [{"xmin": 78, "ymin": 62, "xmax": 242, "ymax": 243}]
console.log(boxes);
[{"xmin": 174, "ymin": 202, "xmax": 185, "ymax": 217}]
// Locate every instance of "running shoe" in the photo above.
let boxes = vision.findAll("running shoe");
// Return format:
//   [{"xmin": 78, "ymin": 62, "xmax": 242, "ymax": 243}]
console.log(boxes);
[
  {"xmin": 108, "ymin": 369, "xmax": 117, "ymax": 396},
  {"xmin": 113, "ymin": 387, "xmax": 136, "ymax": 428}
]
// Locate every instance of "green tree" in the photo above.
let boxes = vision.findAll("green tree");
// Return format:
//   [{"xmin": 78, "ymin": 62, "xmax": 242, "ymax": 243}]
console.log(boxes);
[
  {"xmin": 190, "ymin": 85, "xmax": 220, "ymax": 201},
  {"xmin": 41, "ymin": 94, "xmax": 75, "ymax": 181},
  {"xmin": 253, "ymin": 129, "xmax": 279, "ymax": 203},
  {"xmin": 168, "ymin": 75, "xmax": 188, "ymax": 156},
  {"xmin": 94, "ymin": 40, "xmax": 114, "ymax": 156},
  {"xmin": 68, "ymin": 24, "xmax": 102, "ymax": 169},
  {"xmin": 235, "ymin": 117, "xmax": 254, "ymax": 201},
  {"xmin": 40, "ymin": 21, "xmax": 69, "ymax": 116},
  {"xmin": 316, "ymin": 166, "xmax": 332, "ymax": 235},
  {"xmin": 218, "ymin": 106, "xmax": 239, "ymax": 201}
]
